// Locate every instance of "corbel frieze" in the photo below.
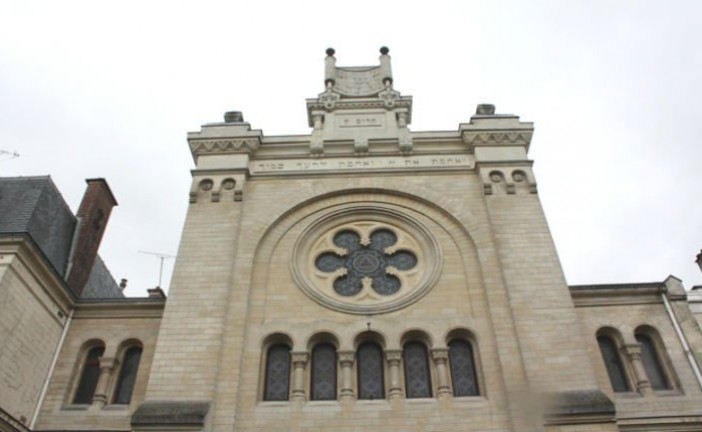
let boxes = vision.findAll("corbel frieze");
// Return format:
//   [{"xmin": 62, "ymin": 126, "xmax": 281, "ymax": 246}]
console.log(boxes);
[
  {"xmin": 462, "ymin": 130, "xmax": 533, "ymax": 150},
  {"xmin": 189, "ymin": 138, "xmax": 261, "ymax": 155}
]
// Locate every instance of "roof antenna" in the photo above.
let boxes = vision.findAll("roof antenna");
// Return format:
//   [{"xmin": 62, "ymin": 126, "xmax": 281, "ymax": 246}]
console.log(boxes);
[
  {"xmin": 0, "ymin": 149, "xmax": 20, "ymax": 161},
  {"xmin": 138, "ymin": 250, "xmax": 176, "ymax": 288}
]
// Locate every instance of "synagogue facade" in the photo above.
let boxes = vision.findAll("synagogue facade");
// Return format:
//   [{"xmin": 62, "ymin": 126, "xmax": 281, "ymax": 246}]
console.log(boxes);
[{"xmin": 2, "ymin": 48, "xmax": 702, "ymax": 432}]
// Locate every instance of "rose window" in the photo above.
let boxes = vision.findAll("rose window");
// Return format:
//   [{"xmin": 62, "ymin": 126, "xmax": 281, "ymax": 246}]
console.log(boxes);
[
  {"xmin": 292, "ymin": 210, "xmax": 441, "ymax": 315},
  {"xmin": 315, "ymin": 229, "xmax": 417, "ymax": 296}
]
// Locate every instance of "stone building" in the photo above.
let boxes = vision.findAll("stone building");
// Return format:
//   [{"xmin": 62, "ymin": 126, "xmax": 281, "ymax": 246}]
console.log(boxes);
[{"xmin": 2, "ymin": 48, "xmax": 702, "ymax": 432}]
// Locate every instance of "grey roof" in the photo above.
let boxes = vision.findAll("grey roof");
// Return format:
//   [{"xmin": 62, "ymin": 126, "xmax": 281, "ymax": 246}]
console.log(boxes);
[
  {"xmin": 82, "ymin": 255, "xmax": 124, "ymax": 299},
  {"xmin": 0, "ymin": 176, "xmax": 123, "ymax": 299},
  {"xmin": 0, "ymin": 176, "xmax": 75, "ymax": 276}
]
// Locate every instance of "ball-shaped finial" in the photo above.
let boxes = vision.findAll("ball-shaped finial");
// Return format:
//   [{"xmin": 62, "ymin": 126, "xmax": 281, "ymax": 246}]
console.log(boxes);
[
  {"xmin": 380, "ymin": 46, "xmax": 389, "ymax": 55},
  {"xmin": 326, "ymin": 47, "xmax": 336, "ymax": 56}
]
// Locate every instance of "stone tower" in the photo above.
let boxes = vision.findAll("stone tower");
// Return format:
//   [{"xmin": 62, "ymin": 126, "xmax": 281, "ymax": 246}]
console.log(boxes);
[{"xmin": 133, "ymin": 47, "xmax": 616, "ymax": 432}]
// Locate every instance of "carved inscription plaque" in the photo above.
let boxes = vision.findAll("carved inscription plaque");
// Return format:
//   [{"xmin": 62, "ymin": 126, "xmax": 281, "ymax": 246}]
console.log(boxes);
[
  {"xmin": 336, "ymin": 114, "xmax": 384, "ymax": 129},
  {"xmin": 251, "ymin": 156, "xmax": 473, "ymax": 175},
  {"xmin": 334, "ymin": 67, "xmax": 385, "ymax": 96}
]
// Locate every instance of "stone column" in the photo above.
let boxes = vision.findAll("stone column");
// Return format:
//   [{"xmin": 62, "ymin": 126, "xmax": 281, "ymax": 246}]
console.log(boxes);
[
  {"xmin": 338, "ymin": 351, "xmax": 355, "ymax": 400},
  {"xmin": 386, "ymin": 350, "xmax": 403, "ymax": 399},
  {"xmin": 431, "ymin": 348, "xmax": 452, "ymax": 398},
  {"xmin": 622, "ymin": 343, "xmax": 651, "ymax": 395},
  {"xmin": 92, "ymin": 356, "xmax": 117, "ymax": 406},
  {"xmin": 291, "ymin": 352, "xmax": 309, "ymax": 401}
]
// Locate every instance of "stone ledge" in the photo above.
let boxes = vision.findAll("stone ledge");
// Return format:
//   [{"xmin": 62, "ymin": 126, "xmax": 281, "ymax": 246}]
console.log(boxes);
[
  {"xmin": 131, "ymin": 401, "xmax": 209, "ymax": 427},
  {"xmin": 543, "ymin": 389, "xmax": 615, "ymax": 425}
]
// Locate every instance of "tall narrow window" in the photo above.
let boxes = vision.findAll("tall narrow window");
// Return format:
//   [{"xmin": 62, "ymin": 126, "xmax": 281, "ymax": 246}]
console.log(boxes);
[
  {"xmin": 264, "ymin": 344, "xmax": 291, "ymax": 401},
  {"xmin": 311, "ymin": 343, "xmax": 337, "ymax": 400},
  {"xmin": 357, "ymin": 342, "xmax": 384, "ymax": 400},
  {"xmin": 449, "ymin": 340, "xmax": 479, "ymax": 396},
  {"xmin": 403, "ymin": 342, "xmax": 432, "ymax": 398},
  {"xmin": 73, "ymin": 346, "xmax": 105, "ymax": 404},
  {"xmin": 636, "ymin": 333, "xmax": 671, "ymax": 390},
  {"xmin": 112, "ymin": 347, "xmax": 143, "ymax": 404},
  {"xmin": 597, "ymin": 336, "xmax": 630, "ymax": 392}
]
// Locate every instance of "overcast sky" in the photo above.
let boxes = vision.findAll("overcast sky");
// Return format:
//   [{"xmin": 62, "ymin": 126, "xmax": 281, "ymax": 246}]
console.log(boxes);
[{"xmin": 1, "ymin": 1, "xmax": 701, "ymax": 297}]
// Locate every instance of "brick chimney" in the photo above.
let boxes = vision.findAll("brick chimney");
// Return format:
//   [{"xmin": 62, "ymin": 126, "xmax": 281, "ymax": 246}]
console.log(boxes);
[{"xmin": 66, "ymin": 179, "xmax": 118, "ymax": 296}]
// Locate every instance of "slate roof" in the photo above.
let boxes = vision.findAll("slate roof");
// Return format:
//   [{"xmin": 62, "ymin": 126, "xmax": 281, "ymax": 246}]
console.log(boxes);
[{"xmin": 0, "ymin": 176, "xmax": 122, "ymax": 298}]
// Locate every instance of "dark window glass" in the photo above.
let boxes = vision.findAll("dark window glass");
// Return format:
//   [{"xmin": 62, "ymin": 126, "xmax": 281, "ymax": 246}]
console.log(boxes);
[
  {"xmin": 597, "ymin": 336, "xmax": 630, "ymax": 392},
  {"xmin": 311, "ymin": 343, "xmax": 337, "ymax": 400},
  {"xmin": 357, "ymin": 342, "xmax": 384, "ymax": 399},
  {"xmin": 264, "ymin": 345, "xmax": 291, "ymax": 401},
  {"xmin": 112, "ymin": 347, "xmax": 143, "ymax": 404},
  {"xmin": 636, "ymin": 333, "xmax": 671, "ymax": 390},
  {"xmin": 403, "ymin": 342, "xmax": 432, "ymax": 398},
  {"xmin": 315, "ymin": 229, "xmax": 416, "ymax": 297},
  {"xmin": 73, "ymin": 346, "xmax": 105, "ymax": 404},
  {"xmin": 449, "ymin": 340, "xmax": 479, "ymax": 396}
]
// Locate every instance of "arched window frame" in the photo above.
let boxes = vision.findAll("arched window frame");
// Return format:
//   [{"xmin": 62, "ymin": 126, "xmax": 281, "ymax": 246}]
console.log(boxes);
[
  {"xmin": 634, "ymin": 326, "xmax": 677, "ymax": 392},
  {"xmin": 355, "ymin": 339, "xmax": 386, "ymax": 400},
  {"xmin": 111, "ymin": 341, "xmax": 144, "ymax": 405},
  {"xmin": 402, "ymin": 340, "xmax": 433, "ymax": 399},
  {"xmin": 260, "ymin": 333, "xmax": 294, "ymax": 402},
  {"xmin": 71, "ymin": 341, "xmax": 106, "ymax": 405},
  {"xmin": 596, "ymin": 329, "xmax": 632, "ymax": 393},
  {"xmin": 310, "ymin": 342, "xmax": 338, "ymax": 401},
  {"xmin": 447, "ymin": 339, "xmax": 480, "ymax": 397}
]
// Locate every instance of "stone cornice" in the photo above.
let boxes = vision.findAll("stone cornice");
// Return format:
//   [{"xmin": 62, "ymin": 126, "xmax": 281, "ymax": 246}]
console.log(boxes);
[
  {"xmin": 306, "ymin": 96, "xmax": 413, "ymax": 127},
  {"xmin": 570, "ymin": 283, "xmax": 669, "ymax": 307},
  {"xmin": 75, "ymin": 298, "xmax": 166, "ymax": 319}
]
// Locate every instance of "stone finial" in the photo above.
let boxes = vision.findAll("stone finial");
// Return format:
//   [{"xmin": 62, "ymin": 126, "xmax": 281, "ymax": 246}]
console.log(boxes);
[
  {"xmin": 476, "ymin": 104, "xmax": 496, "ymax": 115},
  {"xmin": 224, "ymin": 111, "xmax": 244, "ymax": 123},
  {"xmin": 379, "ymin": 46, "xmax": 392, "ymax": 84},
  {"xmin": 325, "ymin": 48, "xmax": 337, "ymax": 86},
  {"xmin": 696, "ymin": 249, "xmax": 702, "ymax": 274}
]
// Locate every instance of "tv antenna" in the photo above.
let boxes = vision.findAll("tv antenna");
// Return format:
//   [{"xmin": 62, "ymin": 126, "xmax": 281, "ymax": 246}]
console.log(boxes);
[
  {"xmin": 0, "ymin": 149, "xmax": 20, "ymax": 161},
  {"xmin": 138, "ymin": 250, "xmax": 176, "ymax": 288}
]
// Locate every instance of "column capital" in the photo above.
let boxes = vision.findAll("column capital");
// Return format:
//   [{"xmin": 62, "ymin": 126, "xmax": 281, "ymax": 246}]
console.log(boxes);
[
  {"xmin": 291, "ymin": 351, "xmax": 309, "ymax": 365},
  {"xmin": 622, "ymin": 343, "xmax": 642, "ymax": 359},
  {"xmin": 385, "ymin": 349, "xmax": 402, "ymax": 363},
  {"xmin": 338, "ymin": 350, "xmax": 355, "ymax": 364},
  {"xmin": 431, "ymin": 348, "xmax": 449, "ymax": 361}
]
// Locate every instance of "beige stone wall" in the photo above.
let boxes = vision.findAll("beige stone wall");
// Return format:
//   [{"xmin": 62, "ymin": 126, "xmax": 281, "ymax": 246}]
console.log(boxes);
[
  {"xmin": 35, "ymin": 304, "xmax": 162, "ymax": 430},
  {"xmin": 574, "ymin": 295, "xmax": 702, "ymax": 426},
  {"xmin": 134, "ymin": 165, "xmax": 609, "ymax": 431},
  {"xmin": 0, "ymin": 241, "xmax": 69, "ymax": 428}
]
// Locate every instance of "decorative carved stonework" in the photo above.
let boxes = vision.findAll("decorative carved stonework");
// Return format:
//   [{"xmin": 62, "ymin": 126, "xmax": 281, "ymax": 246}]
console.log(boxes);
[
  {"xmin": 462, "ymin": 131, "xmax": 533, "ymax": 148},
  {"xmin": 189, "ymin": 138, "xmax": 261, "ymax": 155}
]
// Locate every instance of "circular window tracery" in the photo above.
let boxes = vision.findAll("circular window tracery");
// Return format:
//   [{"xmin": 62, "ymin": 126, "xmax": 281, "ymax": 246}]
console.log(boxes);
[
  {"xmin": 315, "ymin": 229, "xmax": 417, "ymax": 297},
  {"xmin": 291, "ymin": 207, "xmax": 442, "ymax": 314}
]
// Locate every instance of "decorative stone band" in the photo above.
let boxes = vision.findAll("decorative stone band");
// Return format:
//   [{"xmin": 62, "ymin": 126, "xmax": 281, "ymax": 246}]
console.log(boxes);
[
  {"xmin": 461, "ymin": 130, "xmax": 534, "ymax": 149},
  {"xmin": 131, "ymin": 401, "xmax": 210, "ymax": 430},
  {"xmin": 189, "ymin": 138, "xmax": 261, "ymax": 155},
  {"xmin": 306, "ymin": 97, "xmax": 413, "ymax": 127}
]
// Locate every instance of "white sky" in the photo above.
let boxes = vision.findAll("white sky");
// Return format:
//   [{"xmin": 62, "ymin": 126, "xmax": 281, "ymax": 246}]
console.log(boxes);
[{"xmin": 1, "ymin": 1, "xmax": 701, "ymax": 297}]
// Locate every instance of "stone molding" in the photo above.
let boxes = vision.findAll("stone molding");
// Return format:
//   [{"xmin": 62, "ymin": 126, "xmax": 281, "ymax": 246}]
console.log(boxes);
[{"xmin": 131, "ymin": 401, "xmax": 210, "ymax": 429}]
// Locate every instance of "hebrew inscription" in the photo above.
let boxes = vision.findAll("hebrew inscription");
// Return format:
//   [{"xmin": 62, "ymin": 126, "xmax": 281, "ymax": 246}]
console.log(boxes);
[{"xmin": 251, "ymin": 156, "xmax": 473, "ymax": 175}]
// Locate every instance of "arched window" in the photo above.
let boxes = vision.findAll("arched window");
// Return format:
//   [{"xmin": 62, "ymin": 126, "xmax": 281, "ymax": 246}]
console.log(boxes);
[
  {"xmin": 357, "ymin": 342, "xmax": 384, "ymax": 400},
  {"xmin": 311, "ymin": 343, "xmax": 337, "ymax": 400},
  {"xmin": 112, "ymin": 347, "xmax": 143, "ymax": 404},
  {"xmin": 73, "ymin": 345, "xmax": 105, "ymax": 404},
  {"xmin": 597, "ymin": 336, "xmax": 630, "ymax": 392},
  {"xmin": 264, "ymin": 344, "xmax": 291, "ymax": 401},
  {"xmin": 448, "ymin": 340, "xmax": 479, "ymax": 396},
  {"xmin": 403, "ymin": 341, "xmax": 432, "ymax": 398},
  {"xmin": 635, "ymin": 333, "xmax": 671, "ymax": 390}
]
